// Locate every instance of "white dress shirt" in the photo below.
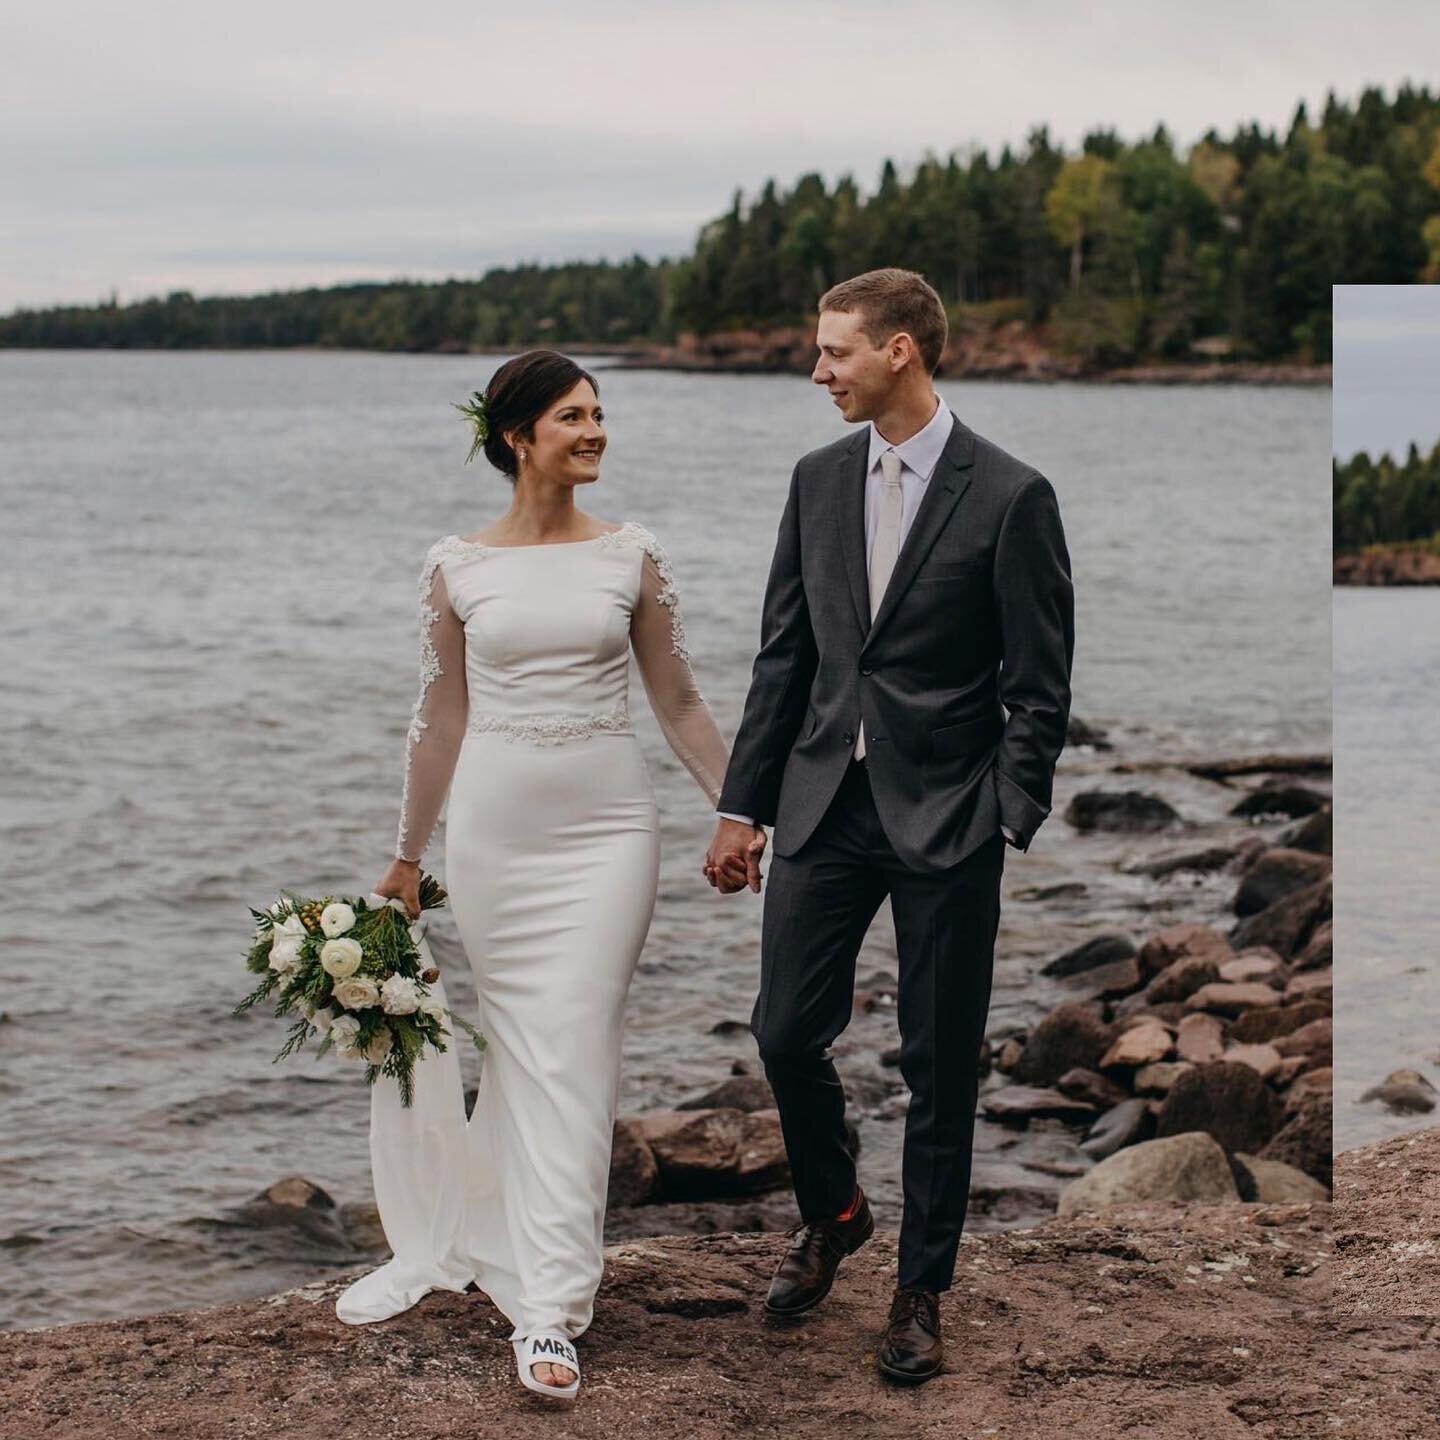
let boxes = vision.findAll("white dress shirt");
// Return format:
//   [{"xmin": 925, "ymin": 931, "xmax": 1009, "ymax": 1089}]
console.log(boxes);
[{"xmin": 718, "ymin": 396, "xmax": 1018, "ymax": 846}]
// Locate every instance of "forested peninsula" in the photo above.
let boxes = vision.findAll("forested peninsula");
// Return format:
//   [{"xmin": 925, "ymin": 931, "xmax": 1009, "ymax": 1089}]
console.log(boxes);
[
  {"xmin": 5, "ymin": 84, "xmax": 1438, "ymax": 378},
  {"xmin": 1334, "ymin": 438, "xmax": 1440, "ymax": 585}
]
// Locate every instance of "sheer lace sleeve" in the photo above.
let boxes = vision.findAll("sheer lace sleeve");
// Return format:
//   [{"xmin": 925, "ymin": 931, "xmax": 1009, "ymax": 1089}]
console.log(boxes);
[
  {"xmin": 395, "ymin": 544, "xmax": 469, "ymax": 862},
  {"xmin": 628, "ymin": 533, "xmax": 730, "ymax": 806}
]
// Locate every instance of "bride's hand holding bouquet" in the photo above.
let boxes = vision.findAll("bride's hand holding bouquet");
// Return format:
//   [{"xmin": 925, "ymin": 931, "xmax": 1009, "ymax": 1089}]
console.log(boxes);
[{"xmin": 235, "ymin": 868, "xmax": 485, "ymax": 1108}]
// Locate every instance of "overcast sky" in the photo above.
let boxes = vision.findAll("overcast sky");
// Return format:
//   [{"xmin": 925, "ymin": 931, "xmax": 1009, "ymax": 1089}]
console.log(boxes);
[
  {"xmin": 3, "ymin": 1, "xmax": 1436, "ymax": 313},
  {"xmin": 1334, "ymin": 286, "xmax": 1440, "ymax": 460}
]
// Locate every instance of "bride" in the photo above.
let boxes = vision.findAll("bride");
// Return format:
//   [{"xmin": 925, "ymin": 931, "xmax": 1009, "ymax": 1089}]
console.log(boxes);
[{"xmin": 339, "ymin": 349, "xmax": 763, "ymax": 1401}]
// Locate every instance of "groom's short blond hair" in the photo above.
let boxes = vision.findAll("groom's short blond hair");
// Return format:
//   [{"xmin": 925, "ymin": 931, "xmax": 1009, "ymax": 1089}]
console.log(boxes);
[{"xmin": 818, "ymin": 268, "xmax": 948, "ymax": 373}]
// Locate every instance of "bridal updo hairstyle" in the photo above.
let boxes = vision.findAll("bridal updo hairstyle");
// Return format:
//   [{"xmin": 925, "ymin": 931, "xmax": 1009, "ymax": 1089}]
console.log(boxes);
[{"xmin": 468, "ymin": 350, "xmax": 599, "ymax": 481}]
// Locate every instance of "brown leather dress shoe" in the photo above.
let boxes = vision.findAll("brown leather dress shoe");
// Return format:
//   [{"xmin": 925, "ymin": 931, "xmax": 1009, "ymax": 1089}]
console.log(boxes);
[
  {"xmin": 876, "ymin": 1284, "xmax": 943, "ymax": 1382},
  {"xmin": 763, "ymin": 1186, "xmax": 875, "ymax": 1317}
]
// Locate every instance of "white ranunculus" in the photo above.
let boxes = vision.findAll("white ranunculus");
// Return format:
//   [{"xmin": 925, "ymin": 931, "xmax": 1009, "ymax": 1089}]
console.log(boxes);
[
  {"xmin": 319, "ymin": 937, "xmax": 363, "ymax": 979},
  {"xmin": 380, "ymin": 973, "xmax": 423, "ymax": 1015},
  {"xmin": 309, "ymin": 1005, "xmax": 335, "ymax": 1034},
  {"xmin": 332, "ymin": 975, "xmax": 380, "ymax": 1011},
  {"xmin": 328, "ymin": 1014, "xmax": 361, "ymax": 1056},
  {"xmin": 320, "ymin": 902, "xmax": 357, "ymax": 938},
  {"xmin": 362, "ymin": 1029, "xmax": 393, "ymax": 1064},
  {"xmin": 418, "ymin": 993, "xmax": 445, "ymax": 1024}
]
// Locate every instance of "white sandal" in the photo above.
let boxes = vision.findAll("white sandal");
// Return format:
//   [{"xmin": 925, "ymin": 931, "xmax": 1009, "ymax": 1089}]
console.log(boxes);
[{"xmin": 513, "ymin": 1331, "xmax": 581, "ymax": 1400}]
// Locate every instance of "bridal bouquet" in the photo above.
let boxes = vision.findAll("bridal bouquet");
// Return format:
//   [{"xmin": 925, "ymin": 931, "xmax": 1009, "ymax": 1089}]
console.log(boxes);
[{"xmin": 234, "ymin": 873, "xmax": 486, "ymax": 1108}]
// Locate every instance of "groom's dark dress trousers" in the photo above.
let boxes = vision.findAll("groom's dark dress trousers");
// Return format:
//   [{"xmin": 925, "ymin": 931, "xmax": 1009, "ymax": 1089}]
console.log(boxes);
[{"xmin": 717, "ymin": 410, "xmax": 1074, "ymax": 1293}]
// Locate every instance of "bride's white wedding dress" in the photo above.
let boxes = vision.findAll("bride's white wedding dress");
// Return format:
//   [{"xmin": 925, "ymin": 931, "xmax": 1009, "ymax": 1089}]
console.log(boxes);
[{"xmin": 335, "ymin": 520, "xmax": 730, "ymax": 1348}]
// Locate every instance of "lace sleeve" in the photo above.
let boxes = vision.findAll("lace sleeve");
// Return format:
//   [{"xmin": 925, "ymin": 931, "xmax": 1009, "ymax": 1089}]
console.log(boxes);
[
  {"xmin": 395, "ymin": 545, "xmax": 469, "ymax": 862},
  {"xmin": 628, "ymin": 532, "xmax": 731, "ymax": 806}
]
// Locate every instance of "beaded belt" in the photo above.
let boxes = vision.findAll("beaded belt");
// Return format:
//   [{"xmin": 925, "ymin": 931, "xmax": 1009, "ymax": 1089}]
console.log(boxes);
[{"xmin": 465, "ymin": 705, "xmax": 631, "ymax": 745}]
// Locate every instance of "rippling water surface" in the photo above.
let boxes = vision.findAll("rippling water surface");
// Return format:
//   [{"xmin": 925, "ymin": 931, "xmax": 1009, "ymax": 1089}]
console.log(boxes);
[
  {"xmin": 1334, "ymin": 588, "xmax": 1440, "ymax": 1151},
  {"xmin": 0, "ymin": 351, "xmax": 1330, "ymax": 1328}
]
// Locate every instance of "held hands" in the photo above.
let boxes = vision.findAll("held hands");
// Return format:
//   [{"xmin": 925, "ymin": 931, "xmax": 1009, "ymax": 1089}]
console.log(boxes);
[{"xmin": 704, "ymin": 819, "xmax": 767, "ymax": 894}]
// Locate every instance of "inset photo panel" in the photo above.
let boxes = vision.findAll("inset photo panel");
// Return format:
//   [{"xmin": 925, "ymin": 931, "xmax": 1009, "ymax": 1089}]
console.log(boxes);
[{"xmin": 1334, "ymin": 281, "xmax": 1440, "ymax": 1320}]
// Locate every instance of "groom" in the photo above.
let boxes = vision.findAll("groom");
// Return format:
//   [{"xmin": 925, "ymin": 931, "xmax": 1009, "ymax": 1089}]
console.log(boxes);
[{"xmin": 704, "ymin": 267, "xmax": 1073, "ymax": 1383}]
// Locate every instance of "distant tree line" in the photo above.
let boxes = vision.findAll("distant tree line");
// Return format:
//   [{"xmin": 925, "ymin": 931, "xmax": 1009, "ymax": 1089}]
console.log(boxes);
[
  {"xmin": 4, "ymin": 83, "xmax": 1439, "ymax": 365},
  {"xmin": 1335, "ymin": 439, "xmax": 1440, "ymax": 551}
]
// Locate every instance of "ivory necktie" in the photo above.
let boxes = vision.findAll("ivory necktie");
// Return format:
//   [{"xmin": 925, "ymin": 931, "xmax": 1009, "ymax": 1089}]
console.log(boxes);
[{"xmin": 855, "ymin": 448, "xmax": 904, "ymax": 761}]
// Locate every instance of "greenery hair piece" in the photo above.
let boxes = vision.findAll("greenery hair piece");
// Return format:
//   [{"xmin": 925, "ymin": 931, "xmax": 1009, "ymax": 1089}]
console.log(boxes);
[{"xmin": 452, "ymin": 390, "xmax": 491, "ymax": 464}]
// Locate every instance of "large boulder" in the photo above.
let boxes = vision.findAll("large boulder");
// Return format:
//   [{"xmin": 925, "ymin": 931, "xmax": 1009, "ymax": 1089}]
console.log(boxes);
[
  {"xmin": 609, "ymin": 1118, "xmax": 661, "ymax": 1205},
  {"xmin": 1228, "ymin": 782, "xmax": 1329, "ymax": 819},
  {"xmin": 1233, "ymin": 848, "xmax": 1332, "ymax": 916},
  {"xmin": 1272, "ymin": 1018, "xmax": 1332, "ymax": 1072},
  {"xmin": 1278, "ymin": 804, "xmax": 1332, "ymax": 856},
  {"xmin": 1259, "ymin": 1096, "xmax": 1332, "ymax": 1187},
  {"xmin": 980, "ymin": 1086, "xmax": 1100, "ymax": 1126},
  {"xmin": 1184, "ymin": 981, "xmax": 1283, "ymax": 1017},
  {"xmin": 1058, "ymin": 1131, "xmax": 1240, "ymax": 1216},
  {"xmin": 1012, "ymin": 1002, "xmax": 1114, "ymax": 1086},
  {"xmin": 1136, "ymin": 924, "xmax": 1235, "ymax": 977},
  {"xmin": 1143, "ymin": 954, "xmax": 1221, "ymax": 1005},
  {"xmin": 1176, "ymin": 1012, "xmax": 1225, "ymax": 1063},
  {"xmin": 1155, "ymin": 1061, "xmax": 1284, "ymax": 1155},
  {"xmin": 1078, "ymin": 1097, "xmax": 1154, "ymax": 1160},
  {"xmin": 1040, "ymin": 933, "xmax": 1136, "ymax": 978},
  {"xmin": 1229, "ymin": 876, "xmax": 1332, "ymax": 959},
  {"xmin": 1065, "ymin": 790, "xmax": 1181, "ymax": 834},
  {"xmin": 1099, "ymin": 1018, "xmax": 1173, "ymax": 1069},
  {"xmin": 1227, "ymin": 999, "xmax": 1331, "ymax": 1045},
  {"xmin": 1232, "ymin": 1153, "xmax": 1330, "ymax": 1202},
  {"xmin": 629, "ymin": 1108, "xmax": 791, "ymax": 1199},
  {"xmin": 676, "ymin": 1076, "xmax": 776, "ymax": 1113}
]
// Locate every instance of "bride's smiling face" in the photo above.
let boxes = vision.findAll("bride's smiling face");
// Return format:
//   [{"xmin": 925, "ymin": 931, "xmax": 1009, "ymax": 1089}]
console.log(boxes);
[{"xmin": 513, "ymin": 379, "xmax": 606, "ymax": 486}]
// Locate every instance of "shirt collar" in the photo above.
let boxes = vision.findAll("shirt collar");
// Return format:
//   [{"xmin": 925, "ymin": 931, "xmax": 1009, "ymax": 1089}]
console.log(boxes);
[{"xmin": 866, "ymin": 393, "xmax": 953, "ymax": 481}]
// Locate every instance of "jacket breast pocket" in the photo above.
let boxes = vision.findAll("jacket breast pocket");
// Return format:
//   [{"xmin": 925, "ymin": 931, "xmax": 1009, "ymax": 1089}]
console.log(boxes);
[
  {"xmin": 916, "ymin": 558, "xmax": 987, "ymax": 582},
  {"xmin": 929, "ymin": 713, "xmax": 1004, "ymax": 760}
]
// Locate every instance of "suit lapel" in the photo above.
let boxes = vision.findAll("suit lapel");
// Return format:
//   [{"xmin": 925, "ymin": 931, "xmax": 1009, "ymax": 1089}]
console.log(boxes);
[
  {"xmin": 862, "ymin": 413, "xmax": 976, "ymax": 650},
  {"xmin": 835, "ymin": 428, "xmax": 872, "ymax": 636}
]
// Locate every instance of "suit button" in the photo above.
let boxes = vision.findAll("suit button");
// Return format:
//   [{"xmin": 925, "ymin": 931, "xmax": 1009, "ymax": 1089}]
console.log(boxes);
[
  {"xmin": 842, "ymin": 731, "xmax": 854, "ymax": 745},
  {"xmin": 859, "ymin": 666, "xmax": 872, "ymax": 676}
]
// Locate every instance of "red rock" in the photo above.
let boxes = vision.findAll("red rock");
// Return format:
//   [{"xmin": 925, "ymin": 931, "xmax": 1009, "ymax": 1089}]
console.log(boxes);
[
  {"xmin": 1137, "ymin": 923, "xmax": 1235, "ymax": 977},
  {"xmin": 1185, "ymin": 982, "xmax": 1283, "ymax": 1016}
]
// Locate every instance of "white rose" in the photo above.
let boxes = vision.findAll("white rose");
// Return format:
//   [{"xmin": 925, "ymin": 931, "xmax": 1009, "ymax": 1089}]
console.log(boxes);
[
  {"xmin": 418, "ymin": 993, "xmax": 445, "ymax": 1024},
  {"xmin": 276, "ymin": 914, "xmax": 307, "ymax": 938},
  {"xmin": 268, "ymin": 938, "xmax": 303, "ymax": 975},
  {"xmin": 380, "ymin": 973, "xmax": 422, "ymax": 1015},
  {"xmin": 319, "ymin": 937, "xmax": 363, "ymax": 979},
  {"xmin": 332, "ymin": 975, "xmax": 380, "ymax": 1010},
  {"xmin": 320, "ymin": 902, "xmax": 357, "ymax": 938},
  {"xmin": 328, "ymin": 1014, "xmax": 361, "ymax": 1056},
  {"xmin": 309, "ymin": 1005, "xmax": 335, "ymax": 1034},
  {"xmin": 362, "ymin": 1029, "xmax": 393, "ymax": 1064}
]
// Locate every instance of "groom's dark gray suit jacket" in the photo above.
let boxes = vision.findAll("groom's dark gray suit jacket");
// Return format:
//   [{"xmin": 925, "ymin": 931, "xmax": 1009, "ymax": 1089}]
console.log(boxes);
[{"xmin": 717, "ymin": 409, "xmax": 1074, "ymax": 872}]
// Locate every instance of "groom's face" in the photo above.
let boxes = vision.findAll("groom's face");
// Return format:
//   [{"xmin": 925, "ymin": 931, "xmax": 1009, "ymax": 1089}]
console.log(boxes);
[{"xmin": 812, "ymin": 308, "xmax": 898, "ymax": 423}]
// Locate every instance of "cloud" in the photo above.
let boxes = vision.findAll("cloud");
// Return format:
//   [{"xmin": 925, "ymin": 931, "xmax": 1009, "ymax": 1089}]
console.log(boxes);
[{"xmin": 4, "ymin": 1, "xmax": 1438, "ymax": 310}]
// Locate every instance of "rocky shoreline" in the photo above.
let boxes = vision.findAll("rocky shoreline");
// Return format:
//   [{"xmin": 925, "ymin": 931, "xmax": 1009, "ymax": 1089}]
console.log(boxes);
[
  {"xmin": 0, "ymin": 1200, "xmax": 1355, "ymax": 1439},
  {"xmin": 1333, "ymin": 546, "xmax": 1440, "ymax": 586},
  {"xmin": 602, "ymin": 323, "xmax": 1330, "ymax": 385},
  {"xmin": 225, "ymin": 725, "xmax": 1333, "ymax": 1257}
]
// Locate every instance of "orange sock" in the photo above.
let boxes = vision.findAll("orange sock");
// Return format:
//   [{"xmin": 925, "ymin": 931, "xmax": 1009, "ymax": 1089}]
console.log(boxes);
[{"xmin": 835, "ymin": 1186, "xmax": 862, "ymax": 1221}]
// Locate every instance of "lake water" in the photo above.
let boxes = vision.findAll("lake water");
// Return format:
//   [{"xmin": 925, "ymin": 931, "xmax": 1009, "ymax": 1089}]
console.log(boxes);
[
  {"xmin": 1333, "ymin": 587, "xmax": 1440, "ymax": 1151},
  {"xmin": 0, "ymin": 350, "xmax": 1330, "ymax": 1328}
]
